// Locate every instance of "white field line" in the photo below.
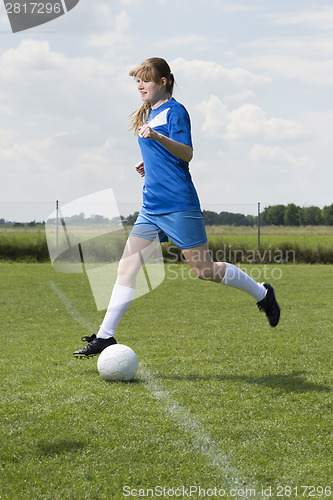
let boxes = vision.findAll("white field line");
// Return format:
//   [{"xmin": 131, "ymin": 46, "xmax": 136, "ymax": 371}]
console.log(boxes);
[
  {"xmin": 49, "ymin": 280, "xmax": 96, "ymax": 334},
  {"xmin": 139, "ymin": 364, "xmax": 260, "ymax": 494},
  {"xmin": 50, "ymin": 280, "xmax": 261, "ymax": 497}
]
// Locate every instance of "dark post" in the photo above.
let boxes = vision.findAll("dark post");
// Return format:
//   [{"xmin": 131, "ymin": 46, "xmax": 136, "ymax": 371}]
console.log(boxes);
[{"xmin": 258, "ymin": 202, "xmax": 261, "ymax": 248}]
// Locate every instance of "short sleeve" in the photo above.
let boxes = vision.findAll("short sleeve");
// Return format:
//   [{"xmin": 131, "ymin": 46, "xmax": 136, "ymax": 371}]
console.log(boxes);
[{"xmin": 168, "ymin": 105, "xmax": 193, "ymax": 147}]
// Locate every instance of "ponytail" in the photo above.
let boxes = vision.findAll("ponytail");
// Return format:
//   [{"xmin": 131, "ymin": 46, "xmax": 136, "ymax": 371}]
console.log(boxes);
[
  {"xmin": 166, "ymin": 73, "xmax": 175, "ymax": 99},
  {"xmin": 129, "ymin": 102, "xmax": 151, "ymax": 134}
]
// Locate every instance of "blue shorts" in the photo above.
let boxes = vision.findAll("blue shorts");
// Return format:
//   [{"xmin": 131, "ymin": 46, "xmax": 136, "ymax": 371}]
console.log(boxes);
[{"xmin": 131, "ymin": 210, "xmax": 208, "ymax": 249}]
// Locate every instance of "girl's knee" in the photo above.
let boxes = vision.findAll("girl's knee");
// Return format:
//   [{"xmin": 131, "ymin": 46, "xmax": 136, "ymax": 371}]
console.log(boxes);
[
  {"xmin": 117, "ymin": 255, "xmax": 141, "ymax": 282},
  {"xmin": 192, "ymin": 265, "xmax": 214, "ymax": 281},
  {"xmin": 191, "ymin": 262, "xmax": 226, "ymax": 282}
]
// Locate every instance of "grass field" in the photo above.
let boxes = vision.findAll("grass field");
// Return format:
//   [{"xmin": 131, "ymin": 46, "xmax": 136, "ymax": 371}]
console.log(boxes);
[{"xmin": 0, "ymin": 262, "xmax": 332, "ymax": 499}]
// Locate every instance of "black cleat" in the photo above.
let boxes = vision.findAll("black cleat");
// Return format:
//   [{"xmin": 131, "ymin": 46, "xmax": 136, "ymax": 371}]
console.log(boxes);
[
  {"xmin": 257, "ymin": 283, "xmax": 280, "ymax": 327},
  {"xmin": 81, "ymin": 334, "xmax": 96, "ymax": 343},
  {"xmin": 73, "ymin": 336, "xmax": 117, "ymax": 358}
]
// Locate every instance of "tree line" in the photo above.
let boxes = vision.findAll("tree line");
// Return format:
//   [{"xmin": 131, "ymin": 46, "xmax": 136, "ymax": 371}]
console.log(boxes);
[
  {"xmin": 262, "ymin": 203, "xmax": 333, "ymax": 226},
  {"xmin": 124, "ymin": 203, "xmax": 333, "ymax": 227},
  {"xmin": 2, "ymin": 203, "xmax": 333, "ymax": 227}
]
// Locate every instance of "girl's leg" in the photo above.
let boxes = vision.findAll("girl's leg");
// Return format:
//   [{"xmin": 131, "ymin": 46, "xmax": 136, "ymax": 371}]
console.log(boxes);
[
  {"xmin": 181, "ymin": 241, "xmax": 280, "ymax": 326},
  {"xmin": 73, "ymin": 236, "xmax": 157, "ymax": 357},
  {"xmin": 97, "ymin": 235, "xmax": 157, "ymax": 338},
  {"xmin": 182, "ymin": 241, "xmax": 266, "ymax": 301}
]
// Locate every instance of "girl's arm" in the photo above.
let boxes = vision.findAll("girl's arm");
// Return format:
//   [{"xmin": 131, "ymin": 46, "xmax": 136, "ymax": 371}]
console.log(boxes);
[{"xmin": 138, "ymin": 124, "xmax": 193, "ymax": 163}]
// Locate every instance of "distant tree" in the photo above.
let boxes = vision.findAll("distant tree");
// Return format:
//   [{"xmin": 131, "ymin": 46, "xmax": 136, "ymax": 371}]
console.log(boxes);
[
  {"xmin": 202, "ymin": 210, "xmax": 220, "ymax": 225},
  {"xmin": 120, "ymin": 204, "xmax": 333, "ymax": 227},
  {"xmin": 67, "ymin": 212, "xmax": 85, "ymax": 225},
  {"xmin": 93, "ymin": 214, "xmax": 109, "ymax": 224},
  {"xmin": 262, "ymin": 205, "xmax": 286, "ymax": 225},
  {"xmin": 0, "ymin": 218, "xmax": 5, "ymax": 225},
  {"xmin": 300, "ymin": 206, "xmax": 323, "ymax": 225},
  {"xmin": 218, "ymin": 211, "xmax": 255, "ymax": 226},
  {"xmin": 284, "ymin": 203, "xmax": 301, "ymax": 226},
  {"xmin": 123, "ymin": 212, "xmax": 139, "ymax": 225},
  {"xmin": 322, "ymin": 204, "xmax": 333, "ymax": 225}
]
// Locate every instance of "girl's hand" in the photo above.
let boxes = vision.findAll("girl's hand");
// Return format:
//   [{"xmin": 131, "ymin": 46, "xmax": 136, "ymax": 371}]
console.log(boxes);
[
  {"xmin": 135, "ymin": 161, "xmax": 145, "ymax": 177},
  {"xmin": 138, "ymin": 124, "xmax": 158, "ymax": 140}
]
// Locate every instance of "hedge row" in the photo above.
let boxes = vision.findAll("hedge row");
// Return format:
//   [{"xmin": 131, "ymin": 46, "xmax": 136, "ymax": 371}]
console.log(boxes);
[{"xmin": 1, "ymin": 233, "xmax": 333, "ymax": 264}]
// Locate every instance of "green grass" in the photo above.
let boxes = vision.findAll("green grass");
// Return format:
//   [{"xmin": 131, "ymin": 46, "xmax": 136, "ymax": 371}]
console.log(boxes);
[
  {"xmin": 206, "ymin": 225, "xmax": 333, "ymax": 258},
  {"xmin": 205, "ymin": 225, "xmax": 333, "ymax": 235},
  {"xmin": 207, "ymin": 232, "xmax": 333, "ymax": 248},
  {"xmin": 0, "ymin": 230, "xmax": 48, "ymax": 262},
  {"xmin": 1, "ymin": 225, "xmax": 333, "ymax": 263},
  {"xmin": 0, "ymin": 263, "xmax": 332, "ymax": 499}
]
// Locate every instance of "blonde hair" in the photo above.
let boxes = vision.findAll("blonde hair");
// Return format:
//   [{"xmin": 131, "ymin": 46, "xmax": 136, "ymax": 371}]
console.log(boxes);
[{"xmin": 129, "ymin": 57, "xmax": 175, "ymax": 134}]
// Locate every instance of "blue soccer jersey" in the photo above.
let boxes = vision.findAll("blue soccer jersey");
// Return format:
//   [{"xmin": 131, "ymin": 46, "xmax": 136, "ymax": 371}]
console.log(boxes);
[{"xmin": 138, "ymin": 97, "xmax": 201, "ymax": 215}]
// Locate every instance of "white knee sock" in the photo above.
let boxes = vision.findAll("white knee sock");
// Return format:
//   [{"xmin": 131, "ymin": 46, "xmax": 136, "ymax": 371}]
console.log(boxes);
[
  {"xmin": 220, "ymin": 263, "xmax": 267, "ymax": 302},
  {"xmin": 97, "ymin": 284, "xmax": 136, "ymax": 339}
]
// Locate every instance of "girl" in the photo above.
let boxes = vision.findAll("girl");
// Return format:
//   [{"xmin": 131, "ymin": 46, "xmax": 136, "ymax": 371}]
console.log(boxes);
[{"xmin": 74, "ymin": 57, "xmax": 280, "ymax": 358}]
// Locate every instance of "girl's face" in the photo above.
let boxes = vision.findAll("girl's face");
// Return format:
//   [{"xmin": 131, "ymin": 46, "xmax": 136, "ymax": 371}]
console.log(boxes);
[{"xmin": 136, "ymin": 77, "xmax": 167, "ymax": 108}]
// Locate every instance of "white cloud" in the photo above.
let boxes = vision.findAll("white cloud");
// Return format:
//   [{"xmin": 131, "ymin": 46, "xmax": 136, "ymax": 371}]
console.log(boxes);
[
  {"xmin": 75, "ymin": 137, "xmax": 118, "ymax": 173},
  {"xmin": 239, "ymin": 36, "xmax": 333, "ymax": 85},
  {"xmin": 225, "ymin": 104, "xmax": 306, "ymax": 142},
  {"xmin": 114, "ymin": 10, "xmax": 131, "ymax": 32},
  {"xmin": 244, "ymin": 36, "xmax": 333, "ymax": 59},
  {"xmin": 172, "ymin": 57, "xmax": 271, "ymax": 90},
  {"xmin": 270, "ymin": 6, "xmax": 333, "ymax": 30},
  {"xmin": 197, "ymin": 95, "xmax": 228, "ymax": 138},
  {"xmin": 0, "ymin": 135, "xmax": 56, "ymax": 174},
  {"xmin": 250, "ymin": 144, "xmax": 315, "ymax": 171},
  {"xmin": 1, "ymin": 39, "xmax": 114, "ymax": 85},
  {"xmin": 0, "ymin": 39, "xmax": 127, "ymax": 125},
  {"xmin": 196, "ymin": 99, "xmax": 306, "ymax": 143},
  {"xmin": 224, "ymin": 89, "xmax": 256, "ymax": 103},
  {"xmin": 93, "ymin": 3, "xmax": 113, "ymax": 28},
  {"xmin": 85, "ymin": 9, "xmax": 134, "ymax": 58},
  {"xmin": 0, "ymin": 128, "xmax": 17, "ymax": 146}
]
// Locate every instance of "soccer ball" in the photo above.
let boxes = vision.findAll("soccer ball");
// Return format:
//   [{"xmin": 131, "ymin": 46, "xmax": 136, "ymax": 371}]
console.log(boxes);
[{"xmin": 97, "ymin": 344, "xmax": 138, "ymax": 382}]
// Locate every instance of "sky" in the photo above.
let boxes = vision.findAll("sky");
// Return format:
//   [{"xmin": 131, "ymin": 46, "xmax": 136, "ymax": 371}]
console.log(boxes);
[{"xmin": 0, "ymin": 0, "xmax": 333, "ymax": 221}]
